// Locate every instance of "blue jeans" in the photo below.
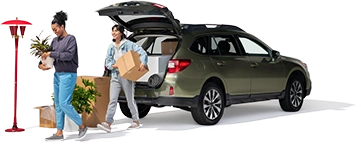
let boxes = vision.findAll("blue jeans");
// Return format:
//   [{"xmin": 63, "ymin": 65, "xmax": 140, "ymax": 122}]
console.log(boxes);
[{"xmin": 53, "ymin": 72, "xmax": 82, "ymax": 130}]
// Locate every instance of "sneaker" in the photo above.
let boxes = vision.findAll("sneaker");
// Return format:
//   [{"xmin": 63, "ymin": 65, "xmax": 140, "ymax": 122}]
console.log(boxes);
[
  {"xmin": 78, "ymin": 126, "xmax": 88, "ymax": 140},
  {"xmin": 127, "ymin": 122, "xmax": 142, "ymax": 130},
  {"xmin": 45, "ymin": 134, "xmax": 64, "ymax": 141},
  {"xmin": 97, "ymin": 122, "xmax": 111, "ymax": 133}
]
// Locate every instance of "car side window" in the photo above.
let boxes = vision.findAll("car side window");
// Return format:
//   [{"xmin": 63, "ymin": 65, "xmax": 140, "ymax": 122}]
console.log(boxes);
[
  {"xmin": 189, "ymin": 37, "xmax": 207, "ymax": 55},
  {"xmin": 210, "ymin": 35, "xmax": 241, "ymax": 56},
  {"xmin": 238, "ymin": 37, "xmax": 269, "ymax": 55}
]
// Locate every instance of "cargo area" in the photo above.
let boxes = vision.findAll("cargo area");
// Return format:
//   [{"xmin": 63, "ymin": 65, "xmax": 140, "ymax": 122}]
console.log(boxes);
[{"xmin": 131, "ymin": 34, "xmax": 180, "ymax": 88}]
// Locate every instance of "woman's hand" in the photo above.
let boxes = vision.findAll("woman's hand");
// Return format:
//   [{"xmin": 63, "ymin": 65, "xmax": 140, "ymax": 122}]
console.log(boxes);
[
  {"xmin": 41, "ymin": 52, "xmax": 51, "ymax": 60},
  {"xmin": 39, "ymin": 64, "xmax": 50, "ymax": 71},
  {"xmin": 112, "ymin": 64, "xmax": 118, "ymax": 69},
  {"xmin": 139, "ymin": 64, "xmax": 146, "ymax": 71}
]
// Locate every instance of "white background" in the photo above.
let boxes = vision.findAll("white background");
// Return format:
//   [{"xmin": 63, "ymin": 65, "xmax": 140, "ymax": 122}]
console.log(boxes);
[{"xmin": 0, "ymin": 0, "xmax": 361, "ymax": 144}]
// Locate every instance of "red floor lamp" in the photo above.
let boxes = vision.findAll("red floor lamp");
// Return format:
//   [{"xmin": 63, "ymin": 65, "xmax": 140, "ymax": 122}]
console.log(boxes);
[{"xmin": 2, "ymin": 17, "xmax": 32, "ymax": 132}]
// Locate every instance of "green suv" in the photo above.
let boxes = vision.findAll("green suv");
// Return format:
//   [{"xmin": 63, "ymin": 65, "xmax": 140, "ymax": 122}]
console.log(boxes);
[{"xmin": 97, "ymin": 1, "xmax": 312, "ymax": 125}]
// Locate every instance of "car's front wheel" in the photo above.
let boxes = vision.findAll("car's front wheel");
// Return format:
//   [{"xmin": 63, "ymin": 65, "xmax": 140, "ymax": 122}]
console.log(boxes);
[
  {"xmin": 279, "ymin": 75, "xmax": 305, "ymax": 112},
  {"xmin": 119, "ymin": 102, "xmax": 151, "ymax": 119},
  {"xmin": 191, "ymin": 82, "xmax": 225, "ymax": 125}
]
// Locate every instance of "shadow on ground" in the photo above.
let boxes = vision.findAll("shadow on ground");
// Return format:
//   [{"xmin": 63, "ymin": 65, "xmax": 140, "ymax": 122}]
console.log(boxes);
[
  {"xmin": 111, "ymin": 99, "xmax": 353, "ymax": 131},
  {"xmin": 22, "ymin": 99, "xmax": 354, "ymax": 136}
]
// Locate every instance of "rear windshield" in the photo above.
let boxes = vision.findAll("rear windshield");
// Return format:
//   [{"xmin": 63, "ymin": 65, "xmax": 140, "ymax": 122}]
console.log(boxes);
[{"xmin": 132, "ymin": 34, "xmax": 178, "ymax": 56}]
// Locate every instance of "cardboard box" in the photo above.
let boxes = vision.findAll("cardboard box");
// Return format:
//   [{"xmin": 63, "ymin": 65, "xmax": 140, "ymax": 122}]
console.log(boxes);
[
  {"xmin": 34, "ymin": 106, "xmax": 56, "ymax": 128},
  {"xmin": 76, "ymin": 76, "xmax": 110, "ymax": 127},
  {"xmin": 116, "ymin": 50, "xmax": 149, "ymax": 82},
  {"xmin": 161, "ymin": 39, "xmax": 178, "ymax": 55},
  {"xmin": 137, "ymin": 55, "xmax": 172, "ymax": 82}
]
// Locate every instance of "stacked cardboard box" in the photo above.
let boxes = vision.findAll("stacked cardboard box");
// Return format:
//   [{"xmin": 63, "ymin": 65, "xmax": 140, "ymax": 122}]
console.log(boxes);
[
  {"xmin": 161, "ymin": 38, "xmax": 178, "ymax": 55},
  {"xmin": 34, "ymin": 105, "xmax": 56, "ymax": 128},
  {"xmin": 77, "ymin": 76, "xmax": 110, "ymax": 128}
]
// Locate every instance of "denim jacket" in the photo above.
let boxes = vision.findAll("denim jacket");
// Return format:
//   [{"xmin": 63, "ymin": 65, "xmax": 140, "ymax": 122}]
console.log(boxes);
[{"xmin": 105, "ymin": 40, "xmax": 148, "ymax": 77}]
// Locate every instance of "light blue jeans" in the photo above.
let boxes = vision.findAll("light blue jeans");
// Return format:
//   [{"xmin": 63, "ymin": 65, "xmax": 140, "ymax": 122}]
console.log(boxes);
[{"xmin": 53, "ymin": 72, "xmax": 82, "ymax": 130}]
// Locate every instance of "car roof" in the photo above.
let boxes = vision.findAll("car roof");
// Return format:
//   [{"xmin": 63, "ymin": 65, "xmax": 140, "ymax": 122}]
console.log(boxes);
[
  {"xmin": 180, "ymin": 24, "xmax": 246, "ymax": 34},
  {"xmin": 182, "ymin": 24, "xmax": 244, "ymax": 33}
]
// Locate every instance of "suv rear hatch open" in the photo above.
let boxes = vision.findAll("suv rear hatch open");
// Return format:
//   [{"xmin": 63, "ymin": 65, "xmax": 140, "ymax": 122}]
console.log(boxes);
[
  {"xmin": 97, "ymin": 1, "xmax": 181, "ymax": 35},
  {"xmin": 97, "ymin": 1, "xmax": 182, "ymax": 89}
]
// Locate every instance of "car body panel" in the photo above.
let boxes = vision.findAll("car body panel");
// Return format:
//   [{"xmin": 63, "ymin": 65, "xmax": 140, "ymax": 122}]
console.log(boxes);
[
  {"xmin": 280, "ymin": 56, "xmax": 311, "ymax": 90},
  {"xmin": 210, "ymin": 56, "xmax": 251, "ymax": 95},
  {"xmin": 246, "ymin": 55, "xmax": 286, "ymax": 94}
]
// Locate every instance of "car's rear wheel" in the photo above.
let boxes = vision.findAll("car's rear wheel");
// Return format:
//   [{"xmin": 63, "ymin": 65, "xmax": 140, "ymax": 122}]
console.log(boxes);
[
  {"xmin": 279, "ymin": 75, "xmax": 305, "ymax": 112},
  {"xmin": 191, "ymin": 82, "xmax": 225, "ymax": 125},
  {"xmin": 119, "ymin": 102, "xmax": 151, "ymax": 119}
]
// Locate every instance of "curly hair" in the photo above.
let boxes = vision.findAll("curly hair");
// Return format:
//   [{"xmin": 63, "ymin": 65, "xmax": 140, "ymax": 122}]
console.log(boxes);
[{"xmin": 51, "ymin": 11, "xmax": 68, "ymax": 28}]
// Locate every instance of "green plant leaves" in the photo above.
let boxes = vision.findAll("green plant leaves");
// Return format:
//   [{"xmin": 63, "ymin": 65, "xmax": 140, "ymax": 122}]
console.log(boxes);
[
  {"xmin": 51, "ymin": 78, "xmax": 102, "ymax": 114},
  {"xmin": 71, "ymin": 79, "xmax": 102, "ymax": 114},
  {"xmin": 30, "ymin": 30, "xmax": 52, "ymax": 58}
]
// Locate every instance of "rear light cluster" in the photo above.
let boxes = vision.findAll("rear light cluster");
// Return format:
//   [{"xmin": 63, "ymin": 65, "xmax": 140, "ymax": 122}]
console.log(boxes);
[
  {"xmin": 167, "ymin": 59, "xmax": 191, "ymax": 73},
  {"xmin": 152, "ymin": 3, "xmax": 166, "ymax": 9},
  {"xmin": 169, "ymin": 86, "xmax": 174, "ymax": 95},
  {"xmin": 167, "ymin": 59, "xmax": 191, "ymax": 95}
]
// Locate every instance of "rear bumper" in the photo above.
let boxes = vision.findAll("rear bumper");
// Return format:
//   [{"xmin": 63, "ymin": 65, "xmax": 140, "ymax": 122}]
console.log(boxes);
[{"xmin": 118, "ymin": 95, "xmax": 199, "ymax": 107}]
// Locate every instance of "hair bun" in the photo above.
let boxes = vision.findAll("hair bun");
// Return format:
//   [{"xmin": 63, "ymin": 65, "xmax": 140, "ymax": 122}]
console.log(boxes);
[{"xmin": 54, "ymin": 11, "xmax": 68, "ymax": 21}]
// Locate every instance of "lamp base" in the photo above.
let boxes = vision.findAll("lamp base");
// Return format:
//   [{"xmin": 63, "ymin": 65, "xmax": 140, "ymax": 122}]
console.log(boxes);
[{"xmin": 5, "ymin": 126, "xmax": 25, "ymax": 132}]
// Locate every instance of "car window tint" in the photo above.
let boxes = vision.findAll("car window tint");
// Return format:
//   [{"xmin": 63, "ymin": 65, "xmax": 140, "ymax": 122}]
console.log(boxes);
[
  {"xmin": 238, "ymin": 37, "xmax": 268, "ymax": 55},
  {"xmin": 210, "ymin": 35, "xmax": 241, "ymax": 56},
  {"xmin": 189, "ymin": 37, "xmax": 207, "ymax": 55}
]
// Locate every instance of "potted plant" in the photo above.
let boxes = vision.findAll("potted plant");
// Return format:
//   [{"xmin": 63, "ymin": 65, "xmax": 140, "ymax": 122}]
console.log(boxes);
[
  {"xmin": 30, "ymin": 30, "xmax": 54, "ymax": 68},
  {"xmin": 51, "ymin": 77, "xmax": 101, "ymax": 131}
]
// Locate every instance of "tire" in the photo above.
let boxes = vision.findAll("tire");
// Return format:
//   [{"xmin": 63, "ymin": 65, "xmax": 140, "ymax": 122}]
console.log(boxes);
[
  {"xmin": 191, "ymin": 82, "xmax": 225, "ymax": 125},
  {"xmin": 119, "ymin": 102, "xmax": 151, "ymax": 119},
  {"xmin": 279, "ymin": 75, "xmax": 305, "ymax": 112}
]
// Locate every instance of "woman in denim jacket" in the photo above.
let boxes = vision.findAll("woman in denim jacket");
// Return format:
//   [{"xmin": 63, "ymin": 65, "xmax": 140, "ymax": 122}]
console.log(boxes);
[{"xmin": 97, "ymin": 25, "xmax": 148, "ymax": 132}]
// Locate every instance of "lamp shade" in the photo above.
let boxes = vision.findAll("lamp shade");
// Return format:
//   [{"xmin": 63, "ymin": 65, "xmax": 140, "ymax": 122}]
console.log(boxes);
[
  {"xmin": 20, "ymin": 26, "xmax": 26, "ymax": 36},
  {"xmin": 10, "ymin": 26, "xmax": 18, "ymax": 36},
  {"xmin": 1, "ymin": 19, "xmax": 32, "ymax": 25}
]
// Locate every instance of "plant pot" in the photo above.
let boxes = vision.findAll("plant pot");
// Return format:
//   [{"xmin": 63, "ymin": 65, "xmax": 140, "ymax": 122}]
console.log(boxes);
[
  {"xmin": 63, "ymin": 113, "xmax": 82, "ymax": 132},
  {"xmin": 42, "ymin": 56, "xmax": 54, "ymax": 68}
]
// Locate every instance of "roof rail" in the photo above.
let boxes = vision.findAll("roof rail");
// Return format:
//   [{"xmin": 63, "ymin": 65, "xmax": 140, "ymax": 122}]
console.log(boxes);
[{"xmin": 181, "ymin": 24, "xmax": 245, "ymax": 32}]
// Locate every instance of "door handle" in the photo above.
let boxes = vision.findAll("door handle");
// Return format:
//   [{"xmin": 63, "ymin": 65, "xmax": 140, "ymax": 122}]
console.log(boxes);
[
  {"xmin": 250, "ymin": 62, "xmax": 258, "ymax": 68},
  {"xmin": 216, "ymin": 61, "xmax": 226, "ymax": 66}
]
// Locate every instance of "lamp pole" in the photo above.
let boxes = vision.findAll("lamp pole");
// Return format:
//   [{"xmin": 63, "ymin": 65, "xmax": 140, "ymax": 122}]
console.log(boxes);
[{"xmin": 2, "ymin": 17, "xmax": 31, "ymax": 132}]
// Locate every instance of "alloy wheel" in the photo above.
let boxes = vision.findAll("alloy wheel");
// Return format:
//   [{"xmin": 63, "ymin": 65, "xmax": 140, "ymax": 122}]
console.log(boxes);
[
  {"xmin": 290, "ymin": 80, "xmax": 303, "ymax": 107},
  {"xmin": 203, "ymin": 89, "xmax": 222, "ymax": 120}
]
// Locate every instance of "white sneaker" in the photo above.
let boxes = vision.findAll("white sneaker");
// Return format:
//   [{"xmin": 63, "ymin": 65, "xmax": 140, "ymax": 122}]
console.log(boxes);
[
  {"xmin": 97, "ymin": 122, "xmax": 111, "ymax": 133},
  {"xmin": 127, "ymin": 122, "xmax": 142, "ymax": 130}
]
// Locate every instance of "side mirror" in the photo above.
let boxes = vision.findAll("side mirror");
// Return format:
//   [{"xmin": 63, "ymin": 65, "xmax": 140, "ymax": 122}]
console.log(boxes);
[{"xmin": 272, "ymin": 50, "xmax": 280, "ymax": 58}]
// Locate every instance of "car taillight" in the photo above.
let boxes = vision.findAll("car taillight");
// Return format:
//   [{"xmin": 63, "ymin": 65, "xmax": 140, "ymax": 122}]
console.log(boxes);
[
  {"xmin": 169, "ymin": 86, "xmax": 174, "ymax": 95},
  {"xmin": 152, "ymin": 3, "xmax": 166, "ymax": 9},
  {"xmin": 168, "ymin": 59, "xmax": 191, "ymax": 73}
]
